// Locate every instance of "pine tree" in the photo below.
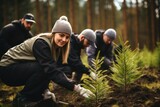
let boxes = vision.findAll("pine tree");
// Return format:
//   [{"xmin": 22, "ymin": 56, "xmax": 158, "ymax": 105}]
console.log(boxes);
[
  {"xmin": 111, "ymin": 41, "xmax": 142, "ymax": 93},
  {"xmin": 82, "ymin": 52, "xmax": 111, "ymax": 106}
]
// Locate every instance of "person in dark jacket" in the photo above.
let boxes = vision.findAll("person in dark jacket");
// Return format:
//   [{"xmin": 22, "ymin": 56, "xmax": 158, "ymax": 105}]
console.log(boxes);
[
  {"xmin": 0, "ymin": 16, "xmax": 94, "ymax": 107},
  {"xmin": 65, "ymin": 29, "xmax": 97, "ymax": 83},
  {"xmin": 86, "ymin": 28, "xmax": 117, "ymax": 71},
  {"xmin": 0, "ymin": 13, "xmax": 36, "ymax": 58}
]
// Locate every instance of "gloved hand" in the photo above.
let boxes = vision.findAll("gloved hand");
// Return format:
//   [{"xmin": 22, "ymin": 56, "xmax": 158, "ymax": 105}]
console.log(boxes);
[
  {"xmin": 104, "ymin": 58, "xmax": 112, "ymax": 66},
  {"xmin": 89, "ymin": 71, "xmax": 97, "ymax": 80},
  {"xmin": 74, "ymin": 84, "xmax": 95, "ymax": 98},
  {"xmin": 42, "ymin": 89, "xmax": 56, "ymax": 102}
]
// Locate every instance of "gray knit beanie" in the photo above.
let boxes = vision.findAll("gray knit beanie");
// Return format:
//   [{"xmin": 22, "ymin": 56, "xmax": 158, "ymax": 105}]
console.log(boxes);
[
  {"xmin": 80, "ymin": 29, "xmax": 96, "ymax": 43},
  {"xmin": 104, "ymin": 28, "xmax": 116, "ymax": 41},
  {"xmin": 79, "ymin": 29, "xmax": 96, "ymax": 48},
  {"xmin": 52, "ymin": 16, "xmax": 72, "ymax": 35}
]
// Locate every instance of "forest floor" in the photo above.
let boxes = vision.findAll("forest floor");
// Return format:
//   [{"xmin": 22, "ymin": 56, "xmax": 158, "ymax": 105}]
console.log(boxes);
[{"xmin": 0, "ymin": 68, "xmax": 160, "ymax": 107}]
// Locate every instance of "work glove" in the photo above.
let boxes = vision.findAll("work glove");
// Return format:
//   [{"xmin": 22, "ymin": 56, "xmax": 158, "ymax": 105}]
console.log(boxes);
[
  {"xmin": 74, "ymin": 84, "xmax": 95, "ymax": 98},
  {"xmin": 104, "ymin": 58, "xmax": 112, "ymax": 66},
  {"xmin": 89, "ymin": 71, "xmax": 97, "ymax": 80},
  {"xmin": 43, "ymin": 89, "xmax": 56, "ymax": 102}
]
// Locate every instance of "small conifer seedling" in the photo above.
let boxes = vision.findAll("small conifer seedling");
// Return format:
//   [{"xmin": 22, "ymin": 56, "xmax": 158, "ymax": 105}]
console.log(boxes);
[
  {"xmin": 110, "ymin": 41, "xmax": 142, "ymax": 93},
  {"xmin": 82, "ymin": 52, "xmax": 111, "ymax": 106}
]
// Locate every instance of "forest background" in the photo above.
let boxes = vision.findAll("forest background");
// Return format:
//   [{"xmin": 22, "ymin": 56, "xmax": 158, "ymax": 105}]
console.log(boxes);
[{"xmin": 0, "ymin": 0, "xmax": 160, "ymax": 50}]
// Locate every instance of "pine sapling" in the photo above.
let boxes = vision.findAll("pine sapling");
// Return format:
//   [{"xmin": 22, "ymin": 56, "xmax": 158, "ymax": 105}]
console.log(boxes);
[
  {"xmin": 110, "ymin": 41, "xmax": 142, "ymax": 93},
  {"xmin": 82, "ymin": 52, "xmax": 111, "ymax": 106}
]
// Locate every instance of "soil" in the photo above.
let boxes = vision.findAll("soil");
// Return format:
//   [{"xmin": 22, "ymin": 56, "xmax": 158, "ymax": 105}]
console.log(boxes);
[
  {"xmin": 0, "ymin": 68, "xmax": 160, "ymax": 107},
  {"xmin": 54, "ymin": 68, "xmax": 160, "ymax": 107}
]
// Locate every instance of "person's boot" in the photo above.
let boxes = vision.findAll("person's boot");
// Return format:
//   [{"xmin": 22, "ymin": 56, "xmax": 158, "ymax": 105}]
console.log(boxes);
[{"xmin": 12, "ymin": 93, "xmax": 40, "ymax": 107}]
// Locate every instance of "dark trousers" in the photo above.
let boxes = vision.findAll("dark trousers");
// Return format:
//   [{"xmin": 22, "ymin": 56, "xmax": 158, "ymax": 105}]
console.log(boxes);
[{"xmin": 0, "ymin": 61, "xmax": 75, "ymax": 101}]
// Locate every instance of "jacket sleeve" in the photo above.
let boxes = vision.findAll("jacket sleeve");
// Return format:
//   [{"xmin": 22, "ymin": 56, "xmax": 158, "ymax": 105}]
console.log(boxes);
[
  {"xmin": 68, "ymin": 46, "xmax": 90, "ymax": 75},
  {"xmin": 86, "ymin": 45, "xmax": 96, "ymax": 68},
  {"xmin": 32, "ymin": 39, "xmax": 61, "ymax": 74},
  {"xmin": 0, "ymin": 27, "xmax": 12, "ymax": 57},
  {"xmin": 103, "ymin": 44, "xmax": 114, "ymax": 66},
  {"xmin": 106, "ymin": 44, "xmax": 114, "ymax": 61},
  {"xmin": 33, "ymin": 39, "xmax": 75, "ymax": 91}
]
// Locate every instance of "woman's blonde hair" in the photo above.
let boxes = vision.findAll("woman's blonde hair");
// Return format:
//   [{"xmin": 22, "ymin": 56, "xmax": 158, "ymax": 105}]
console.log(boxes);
[{"xmin": 44, "ymin": 33, "xmax": 70, "ymax": 64}]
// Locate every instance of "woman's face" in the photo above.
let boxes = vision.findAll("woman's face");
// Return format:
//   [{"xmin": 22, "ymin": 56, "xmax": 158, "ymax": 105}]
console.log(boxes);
[{"xmin": 54, "ymin": 33, "xmax": 70, "ymax": 47}]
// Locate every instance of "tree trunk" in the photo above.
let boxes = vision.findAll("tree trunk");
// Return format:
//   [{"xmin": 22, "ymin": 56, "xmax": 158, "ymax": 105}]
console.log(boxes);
[
  {"xmin": 57, "ymin": 0, "xmax": 67, "ymax": 17},
  {"xmin": 47, "ymin": 0, "xmax": 52, "ymax": 32},
  {"xmin": 135, "ymin": 0, "xmax": 139, "ymax": 48},
  {"xmin": 101, "ymin": 0, "xmax": 105, "ymax": 29},
  {"xmin": 97, "ymin": 0, "xmax": 100, "ymax": 29},
  {"xmin": 99, "ymin": 0, "xmax": 104, "ymax": 29},
  {"xmin": 36, "ymin": 0, "xmax": 41, "ymax": 33},
  {"xmin": 151, "ymin": 0, "xmax": 156, "ymax": 49},
  {"xmin": 87, "ymin": 0, "xmax": 92, "ymax": 28},
  {"xmin": 91, "ymin": 0, "xmax": 96, "ymax": 29},
  {"xmin": 69, "ymin": 0, "xmax": 76, "ymax": 32},
  {"xmin": 129, "ymin": 0, "xmax": 133, "ymax": 48},
  {"xmin": 111, "ymin": 0, "xmax": 116, "ymax": 28},
  {"xmin": 145, "ymin": 0, "xmax": 149, "ymax": 49},
  {"xmin": 147, "ymin": 0, "xmax": 152, "ymax": 50},
  {"xmin": 122, "ymin": 0, "xmax": 128, "ymax": 42}
]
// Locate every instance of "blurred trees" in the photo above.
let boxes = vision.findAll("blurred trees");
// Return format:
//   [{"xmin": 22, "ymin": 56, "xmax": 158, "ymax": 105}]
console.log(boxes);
[
  {"xmin": 35, "ymin": 0, "xmax": 41, "ymax": 33},
  {"xmin": 0, "ymin": 0, "xmax": 159, "ymax": 50},
  {"xmin": 47, "ymin": 0, "xmax": 52, "ymax": 31},
  {"xmin": 0, "ymin": 0, "xmax": 32, "ymax": 27},
  {"xmin": 122, "ymin": 0, "xmax": 128, "ymax": 42}
]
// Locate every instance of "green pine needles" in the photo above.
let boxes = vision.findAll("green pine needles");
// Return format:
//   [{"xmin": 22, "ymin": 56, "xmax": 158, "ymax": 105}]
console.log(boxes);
[
  {"xmin": 155, "ymin": 42, "xmax": 160, "ymax": 70},
  {"xmin": 82, "ymin": 52, "xmax": 111, "ymax": 106},
  {"xmin": 110, "ymin": 41, "xmax": 142, "ymax": 93},
  {"xmin": 139, "ymin": 42, "xmax": 160, "ymax": 69}
]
